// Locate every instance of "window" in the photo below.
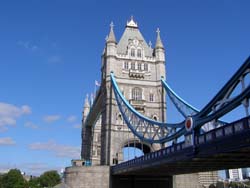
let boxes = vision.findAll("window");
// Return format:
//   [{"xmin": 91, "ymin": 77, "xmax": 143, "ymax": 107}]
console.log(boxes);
[
  {"xmin": 97, "ymin": 133, "xmax": 101, "ymax": 143},
  {"xmin": 131, "ymin": 49, "xmax": 135, "ymax": 57},
  {"xmin": 97, "ymin": 148, "xmax": 101, "ymax": 156},
  {"xmin": 138, "ymin": 63, "xmax": 142, "ymax": 71},
  {"xmin": 132, "ymin": 87, "xmax": 142, "ymax": 101},
  {"xmin": 118, "ymin": 114, "xmax": 122, "ymax": 121},
  {"xmin": 124, "ymin": 62, "xmax": 129, "ymax": 70},
  {"xmin": 153, "ymin": 116, "xmax": 158, "ymax": 121},
  {"xmin": 131, "ymin": 62, "xmax": 135, "ymax": 70},
  {"xmin": 137, "ymin": 49, "xmax": 142, "ymax": 58},
  {"xmin": 144, "ymin": 63, "xmax": 148, "ymax": 71},
  {"xmin": 149, "ymin": 93, "xmax": 154, "ymax": 102}
]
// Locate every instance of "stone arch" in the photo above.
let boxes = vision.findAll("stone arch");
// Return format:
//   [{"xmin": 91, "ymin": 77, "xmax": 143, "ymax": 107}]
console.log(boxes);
[{"xmin": 121, "ymin": 138, "xmax": 154, "ymax": 154}]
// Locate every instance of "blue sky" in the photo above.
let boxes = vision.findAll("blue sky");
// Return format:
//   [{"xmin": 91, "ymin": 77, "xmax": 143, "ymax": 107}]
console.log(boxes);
[{"xmin": 0, "ymin": 0, "xmax": 250, "ymax": 175}]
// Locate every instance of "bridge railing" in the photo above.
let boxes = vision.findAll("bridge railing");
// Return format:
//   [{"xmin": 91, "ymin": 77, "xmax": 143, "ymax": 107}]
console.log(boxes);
[
  {"xmin": 196, "ymin": 116, "xmax": 250, "ymax": 145},
  {"xmin": 112, "ymin": 116, "xmax": 250, "ymax": 173}
]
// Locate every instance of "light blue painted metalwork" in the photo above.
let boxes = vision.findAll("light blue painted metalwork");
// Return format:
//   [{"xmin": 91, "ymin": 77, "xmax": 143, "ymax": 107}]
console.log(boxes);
[
  {"xmin": 111, "ymin": 56, "xmax": 250, "ymax": 144},
  {"xmin": 111, "ymin": 73, "xmax": 186, "ymax": 144}
]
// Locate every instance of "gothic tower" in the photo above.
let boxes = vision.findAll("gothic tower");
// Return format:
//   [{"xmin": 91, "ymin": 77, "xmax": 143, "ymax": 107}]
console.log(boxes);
[{"xmin": 99, "ymin": 17, "xmax": 167, "ymax": 165}]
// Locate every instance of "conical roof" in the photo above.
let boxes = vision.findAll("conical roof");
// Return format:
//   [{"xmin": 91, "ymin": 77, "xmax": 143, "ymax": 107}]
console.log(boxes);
[
  {"xmin": 106, "ymin": 22, "xmax": 116, "ymax": 43},
  {"xmin": 84, "ymin": 94, "xmax": 90, "ymax": 108},
  {"xmin": 155, "ymin": 28, "xmax": 164, "ymax": 49}
]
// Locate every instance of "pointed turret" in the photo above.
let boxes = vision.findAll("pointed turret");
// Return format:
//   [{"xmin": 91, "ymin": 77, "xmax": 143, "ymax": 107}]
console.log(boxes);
[
  {"xmin": 155, "ymin": 28, "xmax": 164, "ymax": 49},
  {"xmin": 105, "ymin": 22, "xmax": 117, "ymax": 58},
  {"xmin": 106, "ymin": 22, "xmax": 116, "ymax": 44},
  {"xmin": 154, "ymin": 28, "xmax": 166, "ymax": 80},
  {"xmin": 82, "ymin": 94, "xmax": 90, "ymax": 123}
]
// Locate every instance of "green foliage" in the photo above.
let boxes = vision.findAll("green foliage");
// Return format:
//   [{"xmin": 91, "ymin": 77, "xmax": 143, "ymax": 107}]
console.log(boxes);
[
  {"xmin": 39, "ymin": 170, "xmax": 61, "ymax": 188},
  {"xmin": 0, "ymin": 169, "xmax": 61, "ymax": 188},
  {"xmin": 0, "ymin": 169, "xmax": 28, "ymax": 188},
  {"xmin": 209, "ymin": 184, "xmax": 216, "ymax": 188},
  {"xmin": 228, "ymin": 181, "xmax": 245, "ymax": 188},
  {"xmin": 28, "ymin": 177, "xmax": 42, "ymax": 188},
  {"xmin": 216, "ymin": 181, "xmax": 224, "ymax": 188},
  {"xmin": 0, "ymin": 174, "xmax": 5, "ymax": 188}
]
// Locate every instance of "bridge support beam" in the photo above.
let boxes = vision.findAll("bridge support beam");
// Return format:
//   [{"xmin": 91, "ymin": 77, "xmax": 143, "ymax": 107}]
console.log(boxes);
[{"xmin": 111, "ymin": 175, "xmax": 173, "ymax": 188}]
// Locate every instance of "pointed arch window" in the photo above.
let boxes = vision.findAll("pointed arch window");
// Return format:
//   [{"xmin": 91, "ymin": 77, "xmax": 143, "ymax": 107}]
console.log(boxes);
[
  {"xmin": 132, "ymin": 87, "xmax": 142, "ymax": 101},
  {"xmin": 153, "ymin": 115, "xmax": 158, "ymax": 121},
  {"xmin": 137, "ymin": 49, "xmax": 142, "ymax": 58},
  {"xmin": 149, "ymin": 93, "xmax": 154, "ymax": 102},
  {"xmin": 131, "ymin": 62, "xmax": 135, "ymax": 70},
  {"xmin": 138, "ymin": 63, "xmax": 142, "ymax": 71},
  {"xmin": 124, "ymin": 62, "xmax": 129, "ymax": 70},
  {"xmin": 131, "ymin": 48, "xmax": 135, "ymax": 57}
]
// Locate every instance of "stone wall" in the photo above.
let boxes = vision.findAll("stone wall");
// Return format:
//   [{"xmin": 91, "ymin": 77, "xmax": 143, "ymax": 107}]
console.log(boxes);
[{"xmin": 64, "ymin": 166, "xmax": 110, "ymax": 188}]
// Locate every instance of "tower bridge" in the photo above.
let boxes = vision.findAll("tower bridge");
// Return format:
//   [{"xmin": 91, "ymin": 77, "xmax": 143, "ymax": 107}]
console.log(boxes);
[{"xmin": 64, "ymin": 17, "xmax": 250, "ymax": 188}]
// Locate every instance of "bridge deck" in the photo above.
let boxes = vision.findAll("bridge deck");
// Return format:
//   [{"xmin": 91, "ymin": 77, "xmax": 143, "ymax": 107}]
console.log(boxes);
[{"xmin": 112, "ymin": 117, "xmax": 250, "ymax": 175}]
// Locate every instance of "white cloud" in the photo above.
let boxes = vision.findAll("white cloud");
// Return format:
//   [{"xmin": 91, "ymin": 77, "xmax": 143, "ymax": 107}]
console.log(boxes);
[
  {"xmin": 29, "ymin": 140, "xmax": 80, "ymax": 159},
  {"xmin": 0, "ymin": 163, "xmax": 62, "ymax": 176},
  {"xmin": 73, "ymin": 124, "xmax": 81, "ymax": 129},
  {"xmin": 17, "ymin": 41, "xmax": 38, "ymax": 51},
  {"xmin": 0, "ymin": 102, "xmax": 32, "ymax": 131},
  {"xmin": 24, "ymin": 121, "xmax": 38, "ymax": 129},
  {"xmin": 0, "ymin": 137, "xmax": 16, "ymax": 145},
  {"xmin": 43, "ymin": 115, "xmax": 61, "ymax": 123},
  {"xmin": 67, "ymin": 115, "xmax": 77, "ymax": 123}
]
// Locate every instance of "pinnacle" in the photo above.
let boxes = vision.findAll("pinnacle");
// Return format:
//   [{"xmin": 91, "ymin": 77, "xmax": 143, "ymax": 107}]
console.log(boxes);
[
  {"xmin": 155, "ymin": 28, "xmax": 164, "ymax": 49},
  {"xmin": 126, "ymin": 16, "xmax": 138, "ymax": 28},
  {"xmin": 84, "ymin": 94, "xmax": 90, "ymax": 108},
  {"xmin": 106, "ymin": 21, "xmax": 116, "ymax": 43}
]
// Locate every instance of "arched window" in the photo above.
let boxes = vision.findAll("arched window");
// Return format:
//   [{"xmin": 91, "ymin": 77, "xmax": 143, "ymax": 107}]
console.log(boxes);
[
  {"xmin": 149, "ymin": 93, "xmax": 154, "ymax": 102},
  {"xmin": 131, "ymin": 62, "xmax": 135, "ymax": 70},
  {"xmin": 132, "ymin": 87, "xmax": 142, "ymax": 101},
  {"xmin": 153, "ymin": 115, "xmax": 158, "ymax": 121},
  {"xmin": 124, "ymin": 62, "xmax": 129, "ymax": 70},
  {"xmin": 144, "ymin": 63, "xmax": 148, "ymax": 71},
  {"xmin": 137, "ymin": 49, "xmax": 142, "ymax": 58},
  {"xmin": 131, "ymin": 48, "xmax": 135, "ymax": 57},
  {"xmin": 138, "ymin": 63, "xmax": 142, "ymax": 71}
]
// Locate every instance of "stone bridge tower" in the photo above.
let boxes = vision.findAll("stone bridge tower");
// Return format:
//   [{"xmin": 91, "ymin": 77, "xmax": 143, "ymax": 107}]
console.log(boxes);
[
  {"xmin": 67, "ymin": 17, "xmax": 218, "ymax": 188},
  {"xmin": 82, "ymin": 17, "xmax": 167, "ymax": 166}
]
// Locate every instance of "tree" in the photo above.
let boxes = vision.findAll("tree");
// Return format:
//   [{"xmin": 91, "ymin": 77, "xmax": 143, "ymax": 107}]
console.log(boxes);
[
  {"xmin": 39, "ymin": 170, "xmax": 61, "ymax": 188},
  {"xmin": 216, "ymin": 181, "xmax": 224, "ymax": 188},
  {"xmin": 28, "ymin": 177, "xmax": 42, "ymax": 188},
  {"xmin": 1, "ymin": 169, "xmax": 28, "ymax": 188},
  {"xmin": 0, "ymin": 174, "xmax": 5, "ymax": 188},
  {"xmin": 209, "ymin": 184, "xmax": 216, "ymax": 188}
]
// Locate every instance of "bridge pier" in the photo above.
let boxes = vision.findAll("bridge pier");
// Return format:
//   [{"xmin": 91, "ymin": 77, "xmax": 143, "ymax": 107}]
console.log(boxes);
[{"xmin": 111, "ymin": 175, "xmax": 173, "ymax": 188}]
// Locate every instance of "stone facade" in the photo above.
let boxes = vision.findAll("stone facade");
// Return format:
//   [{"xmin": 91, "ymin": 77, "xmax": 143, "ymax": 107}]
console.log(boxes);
[
  {"xmin": 64, "ymin": 166, "xmax": 110, "ymax": 188},
  {"xmin": 81, "ymin": 17, "xmax": 166, "ymax": 166}
]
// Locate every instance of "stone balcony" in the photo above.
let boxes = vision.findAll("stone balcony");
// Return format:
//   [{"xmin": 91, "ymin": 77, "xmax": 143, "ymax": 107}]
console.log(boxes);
[
  {"xmin": 129, "ymin": 69, "xmax": 145, "ymax": 79},
  {"xmin": 129, "ymin": 99, "xmax": 145, "ymax": 111}
]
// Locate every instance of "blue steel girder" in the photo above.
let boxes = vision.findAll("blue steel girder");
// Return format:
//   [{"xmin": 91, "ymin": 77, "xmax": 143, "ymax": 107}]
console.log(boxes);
[
  {"xmin": 193, "ymin": 56, "xmax": 250, "ymax": 129},
  {"xmin": 110, "ymin": 73, "xmax": 186, "ymax": 144},
  {"xmin": 110, "ymin": 56, "xmax": 250, "ymax": 144},
  {"xmin": 161, "ymin": 79, "xmax": 199, "ymax": 118}
]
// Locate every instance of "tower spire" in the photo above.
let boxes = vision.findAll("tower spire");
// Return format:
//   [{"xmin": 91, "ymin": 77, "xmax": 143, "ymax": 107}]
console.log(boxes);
[
  {"xmin": 84, "ymin": 94, "xmax": 90, "ymax": 108},
  {"xmin": 83, "ymin": 94, "xmax": 90, "ymax": 121},
  {"xmin": 106, "ymin": 22, "xmax": 116, "ymax": 43},
  {"xmin": 155, "ymin": 28, "xmax": 164, "ymax": 49}
]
